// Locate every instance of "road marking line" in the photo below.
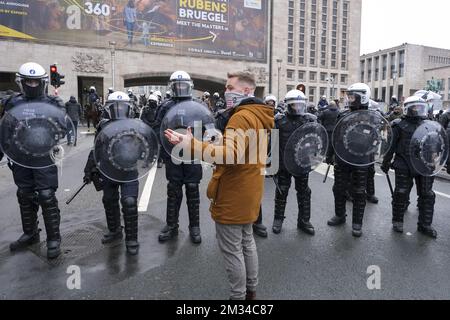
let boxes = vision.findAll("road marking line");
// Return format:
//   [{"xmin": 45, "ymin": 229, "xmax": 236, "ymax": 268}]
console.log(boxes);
[
  {"xmin": 138, "ymin": 165, "xmax": 157, "ymax": 212},
  {"xmin": 435, "ymin": 191, "xmax": 450, "ymax": 199}
]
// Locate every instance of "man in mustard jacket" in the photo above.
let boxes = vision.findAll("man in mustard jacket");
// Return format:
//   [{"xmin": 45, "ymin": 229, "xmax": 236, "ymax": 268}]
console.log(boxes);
[{"xmin": 165, "ymin": 71, "xmax": 274, "ymax": 300}]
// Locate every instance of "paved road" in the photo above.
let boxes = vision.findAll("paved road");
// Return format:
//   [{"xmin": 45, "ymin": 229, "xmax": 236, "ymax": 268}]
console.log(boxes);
[{"xmin": 1, "ymin": 127, "xmax": 450, "ymax": 300}]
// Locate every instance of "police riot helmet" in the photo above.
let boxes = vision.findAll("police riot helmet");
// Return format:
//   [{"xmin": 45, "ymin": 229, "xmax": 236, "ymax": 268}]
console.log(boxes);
[
  {"xmin": 285, "ymin": 90, "xmax": 307, "ymax": 116},
  {"xmin": 15, "ymin": 62, "xmax": 48, "ymax": 99},
  {"xmin": 404, "ymin": 96, "xmax": 428, "ymax": 118},
  {"xmin": 169, "ymin": 71, "xmax": 193, "ymax": 98},
  {"xmin": 105, "ymin": 91, "xmax": 133, "ymax": 120},
  {"xmin": 264, "ymin": 94, "xmax": 277, "ymax": 107},
  {"xmin": 345, "ymin": 83, "xmax": 371, "ymax": 110}
]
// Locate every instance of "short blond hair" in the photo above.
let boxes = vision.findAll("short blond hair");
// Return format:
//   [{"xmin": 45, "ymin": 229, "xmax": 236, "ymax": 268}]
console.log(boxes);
[{"xmin": 227, "ymin": 71, "xmax": 256, "ymax": 89}]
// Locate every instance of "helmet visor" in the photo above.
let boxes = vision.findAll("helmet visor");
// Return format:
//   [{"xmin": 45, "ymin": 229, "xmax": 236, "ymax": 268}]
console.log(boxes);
[
  {"xmin": 287, "ymin": 101, "xmax": 307, "ymax": 115},
  {"xmin": 170, "ymin": 80, "xmax": 193, "ymax": 98},
  {"xmin": 406, "ymin": 102, "xmax": 428, "ymax": 118},
  {"xmin": 107, "ymin": 102, "xmax": 132, "ymax": 119}
]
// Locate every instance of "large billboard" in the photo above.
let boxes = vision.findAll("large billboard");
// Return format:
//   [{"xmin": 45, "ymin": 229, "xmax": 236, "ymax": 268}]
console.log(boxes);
[{"xmin": 0, "ymin": 0, "xmax": 268, "ymax": 62}]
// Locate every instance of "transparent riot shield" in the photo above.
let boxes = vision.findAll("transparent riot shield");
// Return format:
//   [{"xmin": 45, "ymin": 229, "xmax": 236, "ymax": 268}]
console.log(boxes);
[
  {"xmin": 409, "ymin": 121, "xmax": 449, "ymax": 176},
  {"xmin": 160, "ymin": 100, "xmax": 222, "ymax": 162},
  {"xmin": 332, "ymin": 110, "xmax": 392, "ymax": 166},
  {"xmin": 284, "ymin": 122, "xmax": 329, "ymax": 175},
  {"xmin": 0, "ymin": 101, "xmax": 75, "ymax": 168},
  {"xmin": 94, "ymin": 119, "xmax": 159, "ymax": 183}
]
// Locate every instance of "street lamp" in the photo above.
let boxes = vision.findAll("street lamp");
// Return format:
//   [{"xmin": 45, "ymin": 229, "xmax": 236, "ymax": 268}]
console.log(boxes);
[
  {"xmin": 109, "ymin": 41, "xmax": 116, "ymax": 89},
  {"xmin": 276, "ymin": 59, "xmax": 282, "ymax": 101}
]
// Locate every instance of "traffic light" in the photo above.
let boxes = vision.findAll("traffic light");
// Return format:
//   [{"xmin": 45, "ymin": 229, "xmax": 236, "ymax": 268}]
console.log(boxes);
[
  {"xmin": 49, "ymin": 64, "xmax": 65, "ymax": 88},
  {"xmin": 296, "ymin": 84, "xmax": 306, "ymax": 94},
  {"xmin": 50, "ymin": 65, "xmax": 58, "ymax": 87}
]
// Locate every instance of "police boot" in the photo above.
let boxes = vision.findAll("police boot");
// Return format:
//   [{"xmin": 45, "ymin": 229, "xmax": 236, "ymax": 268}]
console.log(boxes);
[
  {"xmin": 253, "ymin": 208, "xmax": 268, "ymax": 238},
  {"xmin": 39, "ymin": 189, "xmax": 61, "ymax": 259},
  {"xmin": 297, "ymin": 188, "xmax": 315, "ymax": 236},
  {"xmin": 417, "ymin": 190, "xmax": 437, "ymax": 239},
  {"xmin": 273, "ymin": 197, "xmax": 287, "ymax": 234},
  {"xmin": 186, "ymin": 183, "xmax": 201, "ymax": 244},
  {"xmin": 328, "ymin": 194, "xmax": 347, "ymax": 226},
  {"xmin": 10, "ymin": 190, "xmax": 41, "ymax": 252},
  {"xmin": 159, "ymin": 182, "xmax": 181, "ymax": 242},
  {"xmin": 366, "ymin": 167, "xmax": 378, "ymax": 204},
  {"xmin": 352, "ymin": 195, "xmax": 366, "ymax": 238},
  {"xmin": 122, "ymin": 197, "xmax": 139, "ymax": 255},
  {"xmin": 101, "ymin": 201, "xmax": 123, "ymax": 244},
  {"xmin": 272, "ymin": 184, "xmax": 290, "ymax": 234}
]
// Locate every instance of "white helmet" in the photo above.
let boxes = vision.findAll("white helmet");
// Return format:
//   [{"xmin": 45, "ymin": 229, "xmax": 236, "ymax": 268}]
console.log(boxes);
[
  {"xmin": 203, "ymin": 91, "xmax": 210, "ymax": 97},
  {"xmin": 264, "ymin": 94, "xmax": 277, "ymax": 105},
  {"xmin": 284, "ymin": 90, "xmax": 307, "ymax": 115},
  {"xmin": 107, "ymin": 91, "xmax": 131, "ymax": 102},
  {"xmin": 16, "ymin": 62, "xmax": 48, "ymax": 98},
  {"xmin": 154, "ymin": 90, "xmax": 162, "ymax": 98},
  {"xmin": 127, "ymin": 88, "xmax": 133, "ymax": 94},
  {"xmin": 105, "ymin": 91, "xmax": 133, "ymax": 119},
  {"xmin": 213, "ymin": 92, "xmax": 220, "ymax": 98},
  {"xmin": 90, "ymin": 86, "xmax": 96, "ymax": 92},
  {"xmin": 165, "ymin": 90, "xmax": 172, "ymax": 98},
  {"xmin": 321, "ymin": 95, "xmax": 327, "ymax": 100},
  {"xmin": 169, "ymin": 70, "xmax": 193, "ymax": 98},
  {"xmin": 346, "ymin": 83, "xmax": 371, "ymax": 107},
  {"xmin": 148, "ymin": 94, "xmax": 159, "ymax": 103},
  {"xmin": 404, "ymin": 95, "xmax": 428, "ymax": 118}
]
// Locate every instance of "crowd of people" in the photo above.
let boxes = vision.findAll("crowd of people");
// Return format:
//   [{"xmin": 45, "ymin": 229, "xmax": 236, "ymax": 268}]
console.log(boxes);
[{"xmin": 1, "ymin": 62, "xmax": 450, "ymax": 301}]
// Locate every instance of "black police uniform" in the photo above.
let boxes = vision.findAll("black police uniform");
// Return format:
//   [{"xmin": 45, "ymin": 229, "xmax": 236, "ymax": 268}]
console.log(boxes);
[
  {"xmin": 439, "ymin": 110, "xmax": 450, "ymax": 130},
  {"xmin": 149, "ymin": 97, "xmax": 203, "ymax": 243},
  {"xmin": 328, "ymin": 108, "xmax": 370, "ymax": 237},
  {"xmin": 2, "ymin": 93, "xmax": 65, "ymax": 258},
  {"xmin": 83, "ymin": 118, "xmax": 140, "ymax": 254},
  {"xmin": 318, "ymin": 104, "xmax": 339, "ymax": 161},
  {"xmin": 382, "ymin": 116, "xmax": 438, "ymax": 238},
  {"xmin": 272, "ymin": 109, "xmax": 317, "ymax": 235}
]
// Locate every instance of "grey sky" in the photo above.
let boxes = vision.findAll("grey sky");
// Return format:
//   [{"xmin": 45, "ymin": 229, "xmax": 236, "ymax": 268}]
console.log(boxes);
[{"xmin": 361, "ymin": 0, "xmax": 450, "ymax": 55}]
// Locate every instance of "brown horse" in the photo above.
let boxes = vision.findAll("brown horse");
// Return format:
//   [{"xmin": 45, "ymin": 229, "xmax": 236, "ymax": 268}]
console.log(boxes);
[{"xmin": 84, "ymin": 101, "xmax": 101, "ymax": 131}]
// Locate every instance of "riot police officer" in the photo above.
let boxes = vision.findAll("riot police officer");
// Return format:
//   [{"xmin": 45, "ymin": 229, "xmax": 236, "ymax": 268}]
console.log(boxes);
[
  {"xmin": 264, "ymin": 95, "xmax": 277, "ymax": 108},
  {"xmin": 439, "ymin": 105, "xmax": 450, "ymax": 130},
  {"xmin": 327, "ymin": 83, "xmax": 373, "ymax": 237},
  {"xmin": 89, "ymin": 86, "xmax": 100, "ymax": 105},
  {"xmin": 212, "ymin": 92, "xmax": 225, "ymax": 114},
  {"xmin": 272, "ymin": 90, "xmax": 317, "ymax": 235},
  {"xmin": 1, "ymin": 62, "xmax": 65, "ymax": 259},
  {"xmin": 83, "ymin": 91, "xmax": 142, "ymax": 255},
  {"xmin": 149, "ymin": 71, "xmax": 203, "ymax": 244},
  {"xmin": 381, "ymin": 96, "xmax": 443, "ymax": 238}
]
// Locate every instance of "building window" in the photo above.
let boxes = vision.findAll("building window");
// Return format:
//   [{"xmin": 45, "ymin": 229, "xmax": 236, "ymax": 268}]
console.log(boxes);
[
  {"xmin": 374, "ymin": 88, "xmax": 379, "ymax": 100},
  {"xmin": 375, "ymin": 57, "xmax": 380, "ymax": 81},
  {"xmin": 309, "ymin": 87, "xmax": 316, "ymax": 102},
  {"xmin": 320, "ymin": 87, "xmax": 327, "ymax": 97},
  {"xmin": 320, "ymin": 72, "xmax": 328, "ymax": 82},
  {"xmin": 310, "ymin": 71, "xmax": 317, "ymax": 82},
  {"xmin": 287, "ymin": 69, "xmax": 295, "ymax": 80},
  {"xmin": 399, "ymin": 50, "xmax": 405, "ymax": 78},
  {"xmin": 341, "ymin": 1, "xmax": 349, "ymax": 71},
  {"xmin": 367, "ymin": 58, "xmax": 372, "ymax": 81},
  {"xmin": 298, "ymin": 70, "xmax": 305, "ymax": 81},
  {"xmin": 382, "ymin": 55, "xmax": 387, "ymax": 80},
  {"xmin": 340, "ymin": 74, "xmax": 347, "ymax": 84},
  {"xmin": 360, "ymin": 60, "xmax": 365, "ymax": 82},
  {"xmin": 390, "ymin": 52, "xmax": 396, "ymax": 79},
  {"xmin": 287, "ymin": 0, "xmax": 295, "ymax": 65}
]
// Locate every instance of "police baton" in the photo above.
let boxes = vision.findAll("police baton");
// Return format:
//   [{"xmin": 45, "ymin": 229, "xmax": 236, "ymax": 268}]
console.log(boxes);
[
  {"xmin": 65, "ymin": 182, "xmax": 88, "ymax": 205},
  {"xmin": 386, "ymin": 173, "xmax": 394, "ymax": 197},
  {"xmin": 323, "ymin": 164, "xmax": 332, "ymax": 183}
]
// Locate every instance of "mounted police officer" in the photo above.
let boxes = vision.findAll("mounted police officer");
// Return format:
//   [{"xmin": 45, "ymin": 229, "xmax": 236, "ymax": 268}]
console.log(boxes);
[
  {"xmin": 272, "ymin": 89, "xmax": 322, "ymax": 235},
  {"xmin": 83, "ymin": 91, "xmax": 157, "ymax": 255},
  {"xmin": 0, "ymin": 62, "xmax": 66, "ymax": 259},
  {"xmin": 327, "ymin": 83, "xmax": 379, "ymax": 237},
  {"xmin": 149, "ymin": 71, "xmax": 203, "ymax": 244},
  {"xmin": 381, "ymin": 96, "xmax": 449, "ymax": 238}
]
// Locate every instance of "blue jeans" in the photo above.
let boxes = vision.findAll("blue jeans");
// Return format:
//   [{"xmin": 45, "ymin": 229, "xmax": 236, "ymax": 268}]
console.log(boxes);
[
  {"xmin": 126, "ymin": 22, "xmax": 135, "ymax": 44},
  {"xmin": 67, "ymin": 120, "xmax": 78, "ymax": 145}
]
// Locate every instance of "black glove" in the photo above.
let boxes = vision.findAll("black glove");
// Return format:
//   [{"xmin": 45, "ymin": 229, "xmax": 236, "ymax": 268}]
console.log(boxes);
[
  {"xmin": 325, "ymin": 156, "xmax": 334, "ymax": 165},
  {"xmin": 83, "ymin": 173, "xmax": 92, "ymax": 184},
  {"xmin": 381, "ymin": 162, "xmax": 390, "ymax": 174}
]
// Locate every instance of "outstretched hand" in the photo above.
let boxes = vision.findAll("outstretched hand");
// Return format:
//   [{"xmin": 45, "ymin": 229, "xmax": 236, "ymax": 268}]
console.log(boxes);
[{"xmin": 164, "ymin": 127, "xmax": 193, "ymax": 146}]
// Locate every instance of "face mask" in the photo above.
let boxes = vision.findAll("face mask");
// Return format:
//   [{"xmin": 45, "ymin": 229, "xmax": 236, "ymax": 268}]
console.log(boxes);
[{"xmin": 224, "ymin": 91, "xmax": 247, "ymax": 109}]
